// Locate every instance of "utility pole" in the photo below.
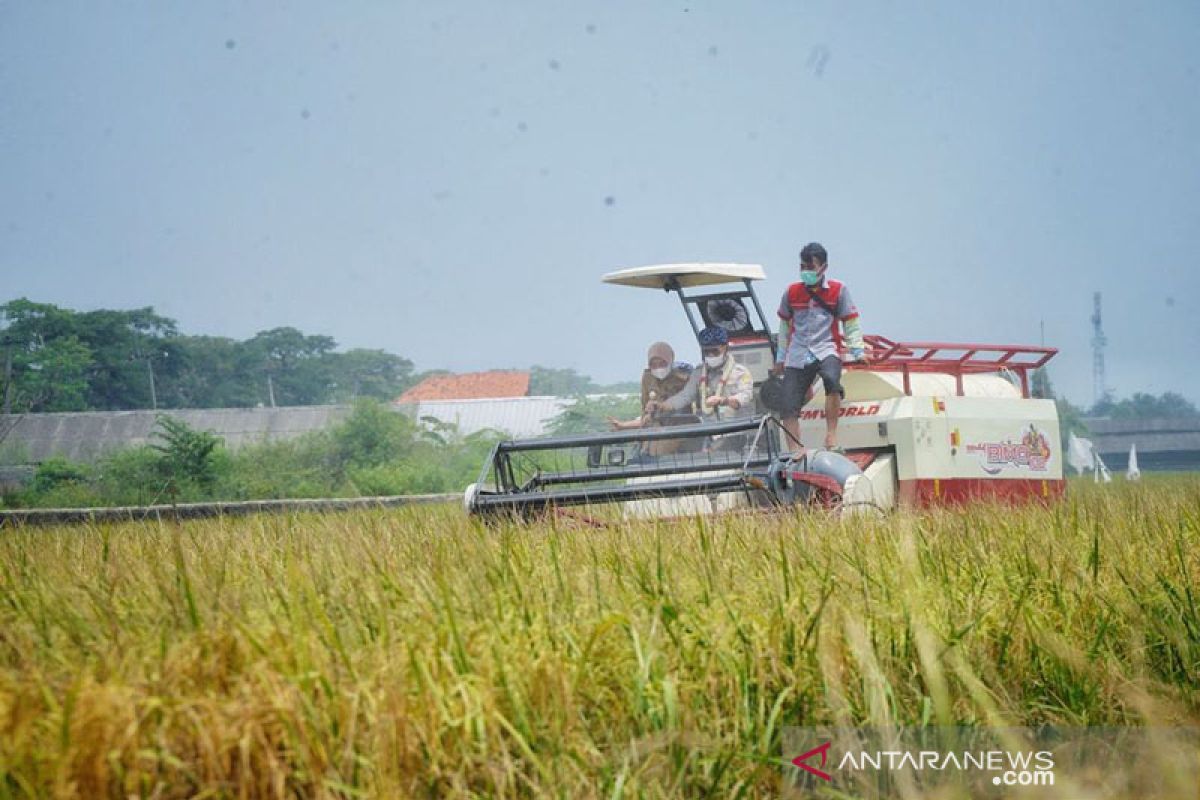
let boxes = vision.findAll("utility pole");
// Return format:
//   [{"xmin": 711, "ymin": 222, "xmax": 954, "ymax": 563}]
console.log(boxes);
[
  {"xmin": 147, "ymin": 357, "xmax": 158, "ymax": 410},
  {"xmin": 267, "ymin": 374, "xmax": 277, "ymax": 408},
  {"xmin": 2, "ymin": 348, "xmax": 11, "ymax": 416},
  {"xmin": 1090, "ymin": 292, "xmax": 1108, "ymax": 407}
]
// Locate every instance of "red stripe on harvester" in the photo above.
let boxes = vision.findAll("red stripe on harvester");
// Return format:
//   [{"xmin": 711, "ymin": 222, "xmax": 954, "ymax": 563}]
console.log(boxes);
[{"xmin": 899, "ymin": 478, "xmax": 1065, "ymax": 508}]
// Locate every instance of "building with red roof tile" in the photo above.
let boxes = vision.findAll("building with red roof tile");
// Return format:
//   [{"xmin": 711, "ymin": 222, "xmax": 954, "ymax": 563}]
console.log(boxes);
[{"xmin": 396, "ymin": 370, "xmax": 530, "ymax": 403}]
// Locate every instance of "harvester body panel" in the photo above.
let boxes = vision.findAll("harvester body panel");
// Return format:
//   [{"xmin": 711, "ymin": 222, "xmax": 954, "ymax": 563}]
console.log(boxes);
[{"xmin": 799, "ymin": 386, "xmax": 1063, "ymax": 508}]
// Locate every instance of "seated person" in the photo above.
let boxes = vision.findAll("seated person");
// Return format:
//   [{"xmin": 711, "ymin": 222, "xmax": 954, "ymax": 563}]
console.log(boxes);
[
  {"xmin": 608, "ymin": 341, "xmax": 693, "ymax": 430},
  {"xmin": 646, "ymin": 326, "xmax": 753, "ymax": 421}
]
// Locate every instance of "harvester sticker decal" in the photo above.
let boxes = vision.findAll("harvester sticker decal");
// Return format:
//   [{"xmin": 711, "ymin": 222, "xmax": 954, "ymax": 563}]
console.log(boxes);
[
  {"xmin": 799, "ymin": 402, "xmax": 882, "ymax": 421},
  {"xmin": 966, "ymin": 425, "xmax": 1053, "ymax": 475}
]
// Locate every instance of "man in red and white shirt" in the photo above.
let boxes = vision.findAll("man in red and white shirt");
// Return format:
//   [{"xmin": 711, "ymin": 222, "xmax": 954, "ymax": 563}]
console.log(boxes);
[{"xmin": 771, "ymin": 242, "xmax": 866, "ymax": 454}]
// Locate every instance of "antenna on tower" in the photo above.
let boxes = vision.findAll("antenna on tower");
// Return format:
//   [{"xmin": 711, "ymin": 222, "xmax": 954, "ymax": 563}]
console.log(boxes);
[{"xmin": 1091, "ymin": 291, "xmax": 1109, "ymax": 406}]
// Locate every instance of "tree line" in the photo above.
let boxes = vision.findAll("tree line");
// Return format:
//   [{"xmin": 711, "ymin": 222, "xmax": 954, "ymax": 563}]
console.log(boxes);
[
  {"xmin": 0, "ymin": 299, "xmax": 639, "ymax": 414},
  {"xmin": 1032, "ymin": 368, "xmax": 1196, "ymax": 421},
  {"xmin": 3, "ymin": 297, "xmax": 1191, "ymax": 421},
  {"xmin": 0, "ymin": 299, "xmax": 418, "ymax": 412},
  {"xmin": 1030, "ymin": 368, "xmax": 1198, "ymax": 455}
]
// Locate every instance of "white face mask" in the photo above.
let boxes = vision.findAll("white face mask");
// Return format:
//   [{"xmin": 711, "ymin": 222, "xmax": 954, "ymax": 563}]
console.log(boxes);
[
  {"xmin": 704, "ymin": 355, "xmax": 726, "ymax": 369},
  {"xmin": 649, "ymin": 367, "xmax": 670, "ymax": 380}
]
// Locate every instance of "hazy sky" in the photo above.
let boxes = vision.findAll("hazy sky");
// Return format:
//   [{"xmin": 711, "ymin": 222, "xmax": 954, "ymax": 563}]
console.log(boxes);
[{"xmin": 3, "ymin": 2, "xmax": 1198, "ymax": 406}]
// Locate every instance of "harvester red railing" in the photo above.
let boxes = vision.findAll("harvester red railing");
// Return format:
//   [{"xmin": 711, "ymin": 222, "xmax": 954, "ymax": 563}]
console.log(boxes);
[{"xmin": 848, "ymin": 336, "xmax": 1058, "ymax": 398}]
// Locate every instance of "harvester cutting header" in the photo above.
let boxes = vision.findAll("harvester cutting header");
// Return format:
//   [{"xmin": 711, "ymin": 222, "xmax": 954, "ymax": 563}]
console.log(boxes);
[{"xmin": 465, "ymin": 260, "xmax": 1061, "ymax": 519}]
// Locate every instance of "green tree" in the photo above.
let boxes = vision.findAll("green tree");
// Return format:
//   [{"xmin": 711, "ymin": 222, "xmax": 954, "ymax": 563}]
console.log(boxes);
[
  {"xmin": 329, "ymin": 400, "xmax": 419, "ymax": 470},
  {"xmin": 19, "ymin": 336, "xmax": 93, "ymax": 411},
  {"xmin": 151, "ymin": 415, "xmax": 222, "ymax": 493},
  {"xmin": 248, "ymin": 327, "xmax": 338, "ymax": 406},
  {"xmin": 0, "ymin": 299, "xmax": 77, "ymax": 343},
  {"xmin": 1153, "ymin": 391, "xmax": 1199, "ymax": 417},
  {"xmin": 545, "ymin": 395, "xmax": 641, "ymax": 435},
  {"xmin": 1055, "ymin": 398, "xmax": 1089, "ymax": 451},
  {"xmin": 327, "ymin": 348, "xmax": 415, "ymax": 402},
  {"xmin": 1030, "ymin": 367, "xmax": 1052, "ymax": 399},
  {"xmin": 1018, "ymin": 367, "xmax": 1088, "ymax": 450},
  {"xmin": 1, "ymin": 300, "xmax": 91, "ymax": 412},
  {"xmin": 158, "ymin": 335, "xmax": 261, "ymax": 408},
  {"xmin": 1091, "ymin": 391, "xmax": 1199, "ymax": 420},
  {"xmin": 74, "ymin": 307, "xmax": 178, "ymax": 409},
  {"xmin": 529, "ymin": 365, "xmax": 597, "ymax": 396},
  {"xmin": 1, "ymin": 300, "xmax": 180, "ymax": 411},
  {"xmin": 2, "ymin": 299, "xmax": 423, "ymax": 412}
]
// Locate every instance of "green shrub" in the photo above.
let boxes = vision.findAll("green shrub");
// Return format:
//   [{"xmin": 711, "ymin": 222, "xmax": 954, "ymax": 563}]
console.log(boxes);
[
  {"xmin": 346, "ymin": 464, "xmax": 411, "ymax": 496},
  {"xmin": 7, "ymin": 458, "xmax": 100, "ymax": 508},
  {"xmin": 31, "ymin": 457, "xmax": 90, "ymax": 494},
  {"xmin": 330, "ymin": 399, "xmax": 419, "ymax": 470},
  {"xmin": 151, "ymin": 415, "xmax": 222, "ymax": 493},
  {"xmin": 218, "ymin": 436, "xmax": 341, "ymax": 499},
  {"xmin": 95, "ymin": 446, "xmax": 171, "ymax": 505},
  {"xmin": 22, "ymin": 481, "xmax": 104, "ymax": 509},
  {"xmin": 546, "ymin": 394, "xmax": 641, "ymax": 435},
  {"xmin": 11, "ymin": 401, "xmax": 506, "ymax": 507}
]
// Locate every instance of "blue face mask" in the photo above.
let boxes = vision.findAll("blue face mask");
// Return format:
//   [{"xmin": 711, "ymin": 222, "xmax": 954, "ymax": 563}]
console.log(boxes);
[{"xmin": 800, "ymin": 269, "xmax": 821, "ymax": 286}]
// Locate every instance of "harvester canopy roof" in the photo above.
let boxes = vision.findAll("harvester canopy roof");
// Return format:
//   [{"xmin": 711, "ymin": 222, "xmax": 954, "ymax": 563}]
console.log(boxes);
[{"xmin": 602, "ymin": 263, "xmax": 766, "ymax": 289}]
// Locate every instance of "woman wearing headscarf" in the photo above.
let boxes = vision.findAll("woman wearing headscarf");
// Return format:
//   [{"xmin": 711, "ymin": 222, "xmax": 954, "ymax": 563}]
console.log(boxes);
[{"xmin": 608, "ymin": 341, "xmax": 692, "ymax": 430}]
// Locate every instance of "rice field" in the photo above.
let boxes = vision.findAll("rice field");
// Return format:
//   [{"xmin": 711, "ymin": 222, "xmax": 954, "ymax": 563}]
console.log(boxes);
[{"xmin": 1, "ymin": 477, "xmax": 1198, "ymax": 798}]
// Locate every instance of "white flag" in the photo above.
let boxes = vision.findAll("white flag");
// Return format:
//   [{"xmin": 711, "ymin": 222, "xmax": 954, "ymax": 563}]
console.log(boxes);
[
  {"xmin": 1066, "ymin": 433, "xmax": 1096, "ymax": 475},
  {"xmin": 1126, "ymin": 444, "xmax": 1141, "ymax": 481}
]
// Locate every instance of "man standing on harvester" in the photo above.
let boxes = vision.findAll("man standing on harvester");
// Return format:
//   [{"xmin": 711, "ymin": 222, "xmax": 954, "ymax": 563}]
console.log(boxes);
[{"xmin": 772, "ymin": 242, "xmax": 866, "ymax": 455}]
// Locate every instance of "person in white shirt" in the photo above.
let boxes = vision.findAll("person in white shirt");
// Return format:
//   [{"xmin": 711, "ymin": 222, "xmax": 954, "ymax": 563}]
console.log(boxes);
[{"xmin": 647, "ymin": 326, "xmax": 753, "ymax": 421}]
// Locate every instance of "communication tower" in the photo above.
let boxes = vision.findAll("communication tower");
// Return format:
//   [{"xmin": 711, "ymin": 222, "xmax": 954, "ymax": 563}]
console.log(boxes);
[{"xmin": 1091, "ymin": 292, "xmax": 1109, "ymax": 406}]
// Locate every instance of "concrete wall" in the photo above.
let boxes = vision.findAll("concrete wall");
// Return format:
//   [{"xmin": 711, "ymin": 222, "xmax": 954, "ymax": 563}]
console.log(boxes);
[
  {"xmin": 0, "ymin": 406, "xmax": 354, "ymax": 464},
  {"xmin": 0, "ymin": 397, "xmax": 580, "ymax": 467}
]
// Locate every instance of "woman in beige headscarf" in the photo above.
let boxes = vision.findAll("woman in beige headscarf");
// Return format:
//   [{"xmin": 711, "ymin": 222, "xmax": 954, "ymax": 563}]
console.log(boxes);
[{"xmin": 608, "ymin": 341, "xmax": 692, "ymax": 430}]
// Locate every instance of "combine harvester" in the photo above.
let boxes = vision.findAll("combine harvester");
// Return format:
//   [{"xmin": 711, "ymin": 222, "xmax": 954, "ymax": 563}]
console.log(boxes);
[{"xmin": 464, "ymin": 264, "xmax": 1063, "ymax": 520}]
